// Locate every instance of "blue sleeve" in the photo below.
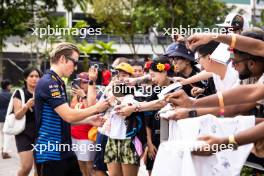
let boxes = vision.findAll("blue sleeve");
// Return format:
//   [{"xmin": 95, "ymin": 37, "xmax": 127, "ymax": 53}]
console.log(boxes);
[{"xmin": 38, "ymin": 79, "xmax": 67, "ymax": 109}]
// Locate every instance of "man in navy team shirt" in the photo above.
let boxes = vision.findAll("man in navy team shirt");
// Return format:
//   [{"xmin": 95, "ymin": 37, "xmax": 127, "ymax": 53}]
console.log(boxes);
[{"xmin": 34, "ymin": 42, "xmax": 110, "ymax": 176}]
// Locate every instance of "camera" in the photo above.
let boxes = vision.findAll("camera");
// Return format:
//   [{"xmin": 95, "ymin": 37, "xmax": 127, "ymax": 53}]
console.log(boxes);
[
  {"xmin": 91, "ymin": 63, "xmax": 100, "ymax": 70},
  {"xmin": 90, "ymin": 62, "xmax": 103, "ymax": 71},
  {"xmin": 109, "ymin": 66, "xmax": 119, "ymax": 77}
]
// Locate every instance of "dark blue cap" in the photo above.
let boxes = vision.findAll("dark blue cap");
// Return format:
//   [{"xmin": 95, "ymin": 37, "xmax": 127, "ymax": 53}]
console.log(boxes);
[
  {"xmin": 171, "ymin": 43, "xmax": 195, "ymax": 62},
  {"xmin": 164, "ymin": 43, "xmax": 179, "ymax": 57}
]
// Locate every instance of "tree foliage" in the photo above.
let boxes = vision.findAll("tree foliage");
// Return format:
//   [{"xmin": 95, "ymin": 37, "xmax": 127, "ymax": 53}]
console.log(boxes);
[
  {"xmin": 90, "ymin": 0, "xmax": 230, "ymax": 55},
  {"xmin": 0, "ymin": 0, "xmax": 89, "ymax": 50}
]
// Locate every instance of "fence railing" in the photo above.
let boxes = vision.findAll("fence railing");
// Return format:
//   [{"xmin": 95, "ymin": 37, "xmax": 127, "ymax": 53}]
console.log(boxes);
[{"xmin": 75, "ymin": 34, "xmax": 171, "ymax": 45}]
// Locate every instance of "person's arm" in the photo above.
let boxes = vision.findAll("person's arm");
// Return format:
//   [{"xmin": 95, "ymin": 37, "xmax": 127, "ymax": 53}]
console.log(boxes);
[
  {"xmin": 256, "ymin": 118, "xmax": 264, "ymax": 124},
  {"xmin": 70, "ymin": 95, "xmax": 78, "ymax": 108},
  {"xmin": 87, "ymin": 84, "xmax": 97, "ymax": 106},
  {"xmin": 181, "ymin": 71, "xmax": 213, "ymax": 85},
  {"xmin": 146, "ymin": 126, "xmax": 157, "ymax": 160},
  {"xmin": 235, "ymin": 121, "xmax": 264, "ymax": 146},
  {"xmin": 165, "ymin": 84, "xmax": 264, "ymax": 108},
  {"xmin": 87, "ymin": 67, "xmax": 98, "ymax": 106},
  {"xmin": 71, "ymin": 87, "xmax": 88, "ymax": 107},
  {"xmin": 215, "ymin": 34, "xmax": 264, "ymax": 57},
  {"xmin": 167, "ymin": 102, "xmax": 257, "ymax": 120},
  {"xmin": 54, "ymin": 100, "xmax": 109, "ymax": 123},
  {"xmin": 194, "ymin": 84, "xmax": 264, "ymax": 108},
  {"xmin": 71, "ymin": 113, "xmax": 105, "ymax": 126},
  {"xmin": 194, "ymin": 120, "xmax": 264, "ymax": 156},
  {"xmin": 139, "ymin": 100, "xmax": 167, "ymax": 111},
  {"xmin": 199, "ymin": 120, "xmax": 264, "ymax": 151},
  {"xmin": 41, "ymin": 78, "xmax": 110, "ymax": 123},
  {"xmin": 146, "ymin": 126, "xmax": 153, "ymax": 146},
  {"xmin": 124, "ymin": 74, "xmax": 151, "ymax": 86},
  {"xmin": 195, "ymin": 102, "xmax": 257, "ymax": 117},
  {"xmin": 188, "ymin": 33, "xmax": 264, "ymax": 57},
  {"xmin": 115, "ymin": 99, "xmax": 167, "ymax": 117},
  {"xmin": 13, "ymin": 97, "xmax": 34, "ymax": 120}
]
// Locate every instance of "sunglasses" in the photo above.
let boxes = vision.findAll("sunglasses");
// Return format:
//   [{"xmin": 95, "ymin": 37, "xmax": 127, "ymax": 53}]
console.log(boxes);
[
  {"xmin": 65, "ymin": 56, "xmax": 78, "ymax": 66},
  {"xmin": 232, "ymin": 59, "xmax": 250, "ymax": 67}
]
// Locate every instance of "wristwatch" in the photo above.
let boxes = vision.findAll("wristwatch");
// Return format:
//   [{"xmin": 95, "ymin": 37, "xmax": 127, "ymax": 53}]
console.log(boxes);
[
  {"xmin": 188, "ymin": 110, "xmax": 198, "ymax": 118},
  {"xmin": 88, "ymin": 80, "xmax": 94, "ymax": 85}
]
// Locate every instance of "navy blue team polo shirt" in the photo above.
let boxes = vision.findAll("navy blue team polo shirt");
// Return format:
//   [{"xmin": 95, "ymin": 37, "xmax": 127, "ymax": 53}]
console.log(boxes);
[{"xmin": 34, "ymin": 70, "xmax": 75, "ymax": 163}]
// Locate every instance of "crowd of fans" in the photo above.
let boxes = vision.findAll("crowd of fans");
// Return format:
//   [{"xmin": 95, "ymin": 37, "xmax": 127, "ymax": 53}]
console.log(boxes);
[{"xmin": 0, "ymin": 13, "xmax": 264, "ymax": 176}]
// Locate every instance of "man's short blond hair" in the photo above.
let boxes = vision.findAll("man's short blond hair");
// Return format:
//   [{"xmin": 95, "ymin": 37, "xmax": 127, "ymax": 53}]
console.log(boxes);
[
  {"xmin": 50, "ymin": 42, "xmax": 80, "ymax": 64},
  {"xmin": 112, "ymin": 57, "xmax": 129, "ymax": 68}
]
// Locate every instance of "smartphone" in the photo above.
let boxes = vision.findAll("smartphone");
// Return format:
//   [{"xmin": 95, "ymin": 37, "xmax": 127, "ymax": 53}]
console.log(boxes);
[
  {"xmin": 71, "ymin": 79, "xmax": 81, "ymax": 89},
  {"xmin": 157, "ymin": 82, "xmax": 182, "ymax": 100}
]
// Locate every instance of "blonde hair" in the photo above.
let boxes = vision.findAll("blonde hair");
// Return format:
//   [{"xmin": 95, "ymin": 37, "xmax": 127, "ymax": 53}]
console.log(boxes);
[{"xmin": 49, "ymin": 42, "xmax": 80, "ymax": 64}]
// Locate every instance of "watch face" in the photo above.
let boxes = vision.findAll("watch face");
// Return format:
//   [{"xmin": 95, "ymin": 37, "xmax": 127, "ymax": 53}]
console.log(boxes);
[
  {"xmin": 189, "ymin": 110, "xmax": 197, "ymax": 117},
  {"xmin": 89, "ymin": 80, "xmax": 94, "ymax": 85}
]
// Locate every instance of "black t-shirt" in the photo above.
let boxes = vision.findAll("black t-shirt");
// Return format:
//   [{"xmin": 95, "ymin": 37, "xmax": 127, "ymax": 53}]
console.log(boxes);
[
  {"xmin": 14, "ymin": 87, "xmax": 35, "ymax": 124},
  {"xmin": 203, "ymin": 77, "xmax": 216, "ymax": 97},
  {"xmin": 144, "ymin": 86, "xmax": 162, "ymax": 146},
  {"xmin": 13, "ymin": 87, "xmax": 36, "ymax": 136},
  {"xmin": 176, "ymin": 67, "xmax": 206, "ymax": 97}
]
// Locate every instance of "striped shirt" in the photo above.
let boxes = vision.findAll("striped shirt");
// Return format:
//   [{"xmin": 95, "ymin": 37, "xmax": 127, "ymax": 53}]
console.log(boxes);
[{"xmin": 34, "ymin": 70, "xmax": 74, "ymax": 163}]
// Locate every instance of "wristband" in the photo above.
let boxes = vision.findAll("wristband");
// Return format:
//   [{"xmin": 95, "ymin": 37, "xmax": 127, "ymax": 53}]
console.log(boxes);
[
  {"xmin": 88, "ymin": 80, "xmax": 95, "ymax": 85},
  {"xmin": 217, "ymin": 91, "xmax": 225, "ymax": 118},
  {"xmin": 230, "ymin": 34, "xmax": 237, "ymax": 49},
  {"xmin": 228, "ymin": 135, "xmax": 238, "ymax": 150},
  {"xmin": 229, "ymin": 35, "xmax": 237, "ymax": 59}
]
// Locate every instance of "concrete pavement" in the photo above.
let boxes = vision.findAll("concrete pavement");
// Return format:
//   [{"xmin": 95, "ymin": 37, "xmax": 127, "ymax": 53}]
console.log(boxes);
[{"xmin": 0, "ymin": 135, "xmax": 148, "ymax": 176}]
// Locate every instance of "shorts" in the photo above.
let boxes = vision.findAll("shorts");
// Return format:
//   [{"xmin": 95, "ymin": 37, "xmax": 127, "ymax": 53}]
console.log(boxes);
[
  {"xmin": 71, "ymin": 137, "xmax": 96, "ymax": 161},
  {"xmin": 36, "ymin": 156, "xmax": 82, "ymax": 176},
  {"xmin": 15, "ymin": 131, "xmax": 35, "ymax": 153},
  {"xmin": 93, "ymin": 132, "xmax": 108, "ymax": 171},
  {"xmin": 104, "ymin": 138, "xmax": 139, "ymax": 165}
]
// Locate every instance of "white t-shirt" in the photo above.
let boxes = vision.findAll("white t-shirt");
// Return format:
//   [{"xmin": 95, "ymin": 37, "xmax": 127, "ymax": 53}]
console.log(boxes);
[
  {"xmin": 212, "ymin": 63, "xmax": 239, "ymax": 92},
  {"xmin": 152, "ymin": 115, "xmax": 255, "ymax": 176},
  {"xmin": 99, "ymin": 94, "xmax": 138, "ymax": 140}
]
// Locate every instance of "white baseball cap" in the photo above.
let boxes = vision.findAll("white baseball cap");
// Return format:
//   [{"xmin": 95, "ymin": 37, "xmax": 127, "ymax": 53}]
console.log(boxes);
[{"xmin": 216, "ymin": 13, "xmax": 248, "ymax": 30}]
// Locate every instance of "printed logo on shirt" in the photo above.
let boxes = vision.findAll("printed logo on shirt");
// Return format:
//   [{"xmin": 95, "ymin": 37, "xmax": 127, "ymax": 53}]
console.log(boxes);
[
  {"xmin": 49, "ymin": 85, "xmax": 61, "ymax": 98},
  {"xmin": 51, "ymin": 91, "xmax": 61, "ymax": 97},
  {"xmin": 49, "ymin": 84, "xmax": 59, "ymax": 89}
]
